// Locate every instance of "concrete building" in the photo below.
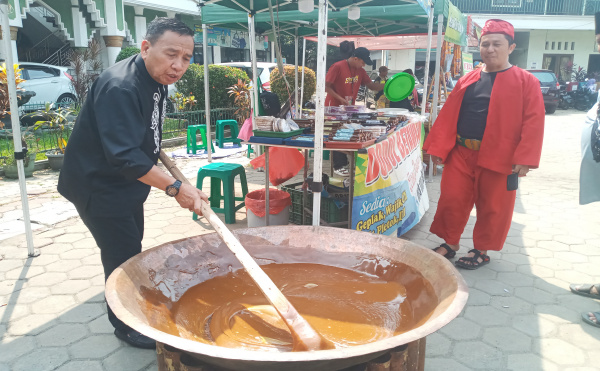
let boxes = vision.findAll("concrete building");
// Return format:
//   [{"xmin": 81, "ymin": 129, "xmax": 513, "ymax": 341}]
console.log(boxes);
[
  {"xmin": 456, "ymin": 0, "xmax": 600, "ymax": 81},
  {"xmin": 9, "ymin": 0, "xmax": 271, "ymax": 70}
]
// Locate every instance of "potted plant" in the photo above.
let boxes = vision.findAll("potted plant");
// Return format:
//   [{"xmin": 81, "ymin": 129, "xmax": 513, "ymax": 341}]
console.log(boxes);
[
  {"xmin": 24, "ymin": 103, "xmax": 73, "ymax": 171},
  {"xmin": 0, "ymin": 64, "xmax": 35, "ymax": 129},
  {"xmin": 0, "ymin": 64, "xmax": 38, "ymax": 178},
  {"xmin": 2, "ymin": 128, "xmax": 38, "ymax": 178}
]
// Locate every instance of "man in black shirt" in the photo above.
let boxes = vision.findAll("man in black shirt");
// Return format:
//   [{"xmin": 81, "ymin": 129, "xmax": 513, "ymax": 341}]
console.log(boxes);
[
  {"xmin": 58, "ymin": 18, "xmax": 208, "ymax": 349},
  {"xmin": 456, "ymin": 66, "xmax": 511, "ymax": 142}
]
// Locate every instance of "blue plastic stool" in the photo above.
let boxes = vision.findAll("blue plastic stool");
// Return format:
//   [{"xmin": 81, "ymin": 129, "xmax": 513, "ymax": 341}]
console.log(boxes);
[
  {"xmin": 215, "ymin": 119, "xmax": 242, "ymax": 148},
  {"xmin": 187, "ymin": 125, "xmax": 215, "ymax": 154},
  {"xmin": 193, "ymin": 162, "xmax": 248, "ymax": 224}
]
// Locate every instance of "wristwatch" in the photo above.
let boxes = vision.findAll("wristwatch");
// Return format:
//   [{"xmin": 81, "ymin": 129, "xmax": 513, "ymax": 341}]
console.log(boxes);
[{"xmin": 165, "ymin": 180, "xmax": 182, "ymax": 197}]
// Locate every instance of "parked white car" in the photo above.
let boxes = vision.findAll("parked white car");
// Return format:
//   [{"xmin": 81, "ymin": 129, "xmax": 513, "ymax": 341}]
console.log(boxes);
[
  {"xmin": 19, "ymin": 62, "xmax": 77, "ymax": 107},
  {"xmin": 216, "ymin": 62, "xmax": 277, "ymax": 91}
]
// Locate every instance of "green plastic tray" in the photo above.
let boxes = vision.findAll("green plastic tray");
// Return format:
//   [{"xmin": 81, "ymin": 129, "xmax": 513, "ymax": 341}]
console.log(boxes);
[
  {"xmin": 384, "ymin": 72, "xmax": 415, "ymax": 102},
  {"xmin": 252, "ymin": 129, "xmax": 305, "ymax": 138}
]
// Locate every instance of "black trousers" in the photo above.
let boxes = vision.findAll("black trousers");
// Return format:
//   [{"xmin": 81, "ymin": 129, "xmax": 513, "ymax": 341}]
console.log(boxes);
[
  {"xmin": 76, "ymin": 202, "xmax": 144, "ymax": 331},
  {"xmin": 332, "ymin": 151, "xmax": 348, "ymax": 170}
]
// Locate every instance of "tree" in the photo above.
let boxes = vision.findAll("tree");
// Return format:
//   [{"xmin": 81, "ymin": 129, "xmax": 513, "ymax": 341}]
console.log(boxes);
[
  {"xmin": 175, "ymin": 64, "xmax": 250, "ymax": 108},
  {"xmin": 270, "ymin": 65, "xmax": 316, "ymax": 106},
  {"xmin": 115, "ymin": 46, "xmax": 141, "ymax": 63}
]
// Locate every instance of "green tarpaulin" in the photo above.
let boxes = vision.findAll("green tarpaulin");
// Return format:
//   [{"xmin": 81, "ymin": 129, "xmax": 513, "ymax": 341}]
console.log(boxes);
[{"xmin": 199, "ymin": 0, "xmax": 449, "ymax": 37}]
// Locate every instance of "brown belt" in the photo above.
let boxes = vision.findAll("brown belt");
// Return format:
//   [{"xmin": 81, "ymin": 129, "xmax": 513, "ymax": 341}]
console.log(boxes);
[{"xmin": 456, "ymin": 134, "xmax": 481, "ymax": 151}]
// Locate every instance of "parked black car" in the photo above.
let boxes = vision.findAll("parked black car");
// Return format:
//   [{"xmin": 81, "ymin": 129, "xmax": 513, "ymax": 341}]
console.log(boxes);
[{"xmin": 527, "ymin": 69, "xmax": 560, "ymax": 114}]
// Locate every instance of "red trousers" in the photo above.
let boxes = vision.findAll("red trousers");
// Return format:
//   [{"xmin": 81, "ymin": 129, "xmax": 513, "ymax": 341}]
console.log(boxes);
[{"xmin": 430, "ymin": 145, "xmax": 516, "ymax": 251}]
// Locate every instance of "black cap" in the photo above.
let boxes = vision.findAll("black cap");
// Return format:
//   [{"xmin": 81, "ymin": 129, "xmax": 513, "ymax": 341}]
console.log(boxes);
[
  {"xmin": 352, "ymin": 47, "xmax": 373, "ymax": 65},
  {"xmin": 596, "ymin": 12, "xmax": 600, "ymax": 35}
]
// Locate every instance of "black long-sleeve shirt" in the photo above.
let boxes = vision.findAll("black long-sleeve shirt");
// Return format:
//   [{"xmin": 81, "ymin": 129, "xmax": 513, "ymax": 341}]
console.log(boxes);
[
  {"xmin": 58, "ymin": 55, "xmax": 168, "ymax": 216},
  {"xmin": 456, "ymin": 67, "xmax": 512, "ymax": 140}
]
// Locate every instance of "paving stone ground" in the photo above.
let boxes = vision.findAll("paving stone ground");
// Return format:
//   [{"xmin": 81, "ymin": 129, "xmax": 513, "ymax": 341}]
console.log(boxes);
[{"xmin": 1, "ymin": 109, "xmax": 599, "ymax": 370}]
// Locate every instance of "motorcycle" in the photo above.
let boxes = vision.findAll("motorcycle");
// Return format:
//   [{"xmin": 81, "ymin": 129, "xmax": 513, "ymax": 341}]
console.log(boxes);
[
  {"xmin": 557, "ymin": 86, "xmax": 573, "ymax": 110},
  {"xmin": 573, "ymin": 87, "xmax": 597, "ymax": 111}
]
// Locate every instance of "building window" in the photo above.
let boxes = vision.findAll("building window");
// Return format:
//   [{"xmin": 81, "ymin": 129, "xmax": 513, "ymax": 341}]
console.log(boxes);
[
  {"xmin": 552, "ymin": 42, "xmax": 555, "ymax": 50},
  {"xmin": 571, "ymin": 42, "xmax": 575, "ymax": 50},
  {"xmin": 558, "ymin": 42, "xmax": 561, "ymax": 50},
  {"xmin": 491, "ymin": 0, "xmax": 522, "ymax": 7},
  {"xmin": 545, "ymin": 41, "xmax": 549, "ymax": 50}
]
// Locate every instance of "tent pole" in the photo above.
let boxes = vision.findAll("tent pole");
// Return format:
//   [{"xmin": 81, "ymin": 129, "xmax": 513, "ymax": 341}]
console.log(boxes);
[
  {"xmin": 300, "ymin": 37, "xmax": 307, "ymax": 118},
  {"xmin": 249, "ymin": 8, "xmax": 259, "ymax": 117},
  {"xmin": 249, "ymin": 1, "xmax": 267, "ymax": 224},
  {"xmin": 430, "ymin": 14, "xmax": 444, "ymax": 180},
  {"xmin": 421, "ymin": 6, "xmax": 434, "ymax": 182},
  {"xmin": 311, "ymin": 0, "xmax": 328, "ymax": 226},
  {"xmin": 294, "ymin": 28, "xmax": 299, "ymax": 119},
  {"xmin": 0, "ymin": 0, "xmax": 38, "ymax": 257},
  {"xmin": 421, "ymin": 8, "xmax": 434, "ymax": 117},
  {"xmin": 202, "ymin": 24, "xmax": 212, "ymax": 163},
  {"xmin": 247, "ymin": 9, "xmax": 258, "ymax": 158}
]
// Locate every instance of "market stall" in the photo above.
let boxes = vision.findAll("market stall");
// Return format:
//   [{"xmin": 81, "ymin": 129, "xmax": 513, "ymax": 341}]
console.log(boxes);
[
  {"xmin": 245, "ymin": 106, "xmax": 429, "ymax": 237},
  {"xmin": 199, "ymin": 0, "xmax": 441, "ymax": 232}
]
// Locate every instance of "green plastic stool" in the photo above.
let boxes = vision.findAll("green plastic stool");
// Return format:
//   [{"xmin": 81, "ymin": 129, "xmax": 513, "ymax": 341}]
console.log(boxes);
[
  {"xmin": 309, "ymin": 150, "xmax": 330, "ymax": 160},
  {"xmin": 187, "ymin": 125, "xmax": 215, "ymax": 154},
  {"xmin": 247, "ymin": 144, "xmax": 254, "ymax": 158},
  {"xmin": 215, "ymin": 119, "xmax": 241, "ymax": 148},
  {"xmin": 193, "ymin": 162, "xmax": 248, "ymax": 224}
]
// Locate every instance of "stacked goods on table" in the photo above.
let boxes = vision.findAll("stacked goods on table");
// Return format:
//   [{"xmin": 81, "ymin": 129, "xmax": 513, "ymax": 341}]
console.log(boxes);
[
  {"xmin": 322, "ymin": 108, "xmax": 423, "ymax": 149},
  {"xmin": 343, "ymin": 105, "xmax": 365, "ymax": 115},
  {"xmin": 249, "ymin": 116, "xmax": 305, "ymax": 145},
  {"xmin": 249, "ymin": 108, "xmax": 424, "ymax": 148},
  {"xmin": 329, "ymin": 124, "xmax": 375, "ymax": 143},
  {"xmin": 325, "ymin": 122, "xmax": 376, "ymax": 149},
  {"xmin": 294, "ymin": 118, "xmax": 315, "ymax": 130},
  {"xmin": 360, "ymin": 125, "xmax": 387, "ymax": 138},
  {"xmin": 323, "ymin": 120, "xmax": 345, "ymax": 136},
  {"xmin": 255, "ymin": 116, "xmax": 276, "ymax": 131},
  {"xmin": 283, "ymin": 135, "xmax": 318, "ymax": 147}
]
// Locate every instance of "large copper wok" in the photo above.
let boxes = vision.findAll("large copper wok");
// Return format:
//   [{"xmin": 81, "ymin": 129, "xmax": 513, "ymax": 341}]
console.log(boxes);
[{"xmin": 106, "ymin": 226, "xmax": 468, "ymax": 371}]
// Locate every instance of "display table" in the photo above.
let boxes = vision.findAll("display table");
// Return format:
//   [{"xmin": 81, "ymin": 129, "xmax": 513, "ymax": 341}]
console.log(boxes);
[{"xmin": 246, "ymin": 119, "xmax": 429, "ymax": 236}]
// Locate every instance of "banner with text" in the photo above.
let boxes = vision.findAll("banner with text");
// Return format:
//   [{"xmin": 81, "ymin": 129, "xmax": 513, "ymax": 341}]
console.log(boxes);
[
  {"xmin": 194, "ymin": 25, "xmax": 268, "ymax": 50},
  {"xmin": 352, "ymin": 121, "xmax": 429, "ymax": 236},
  {"xmin": 462, "ymin": 53, "xmax": 473, "ymax": 76},
  {"xmin": 444, "ymin": 1, "xmax": 467, "ymax": 46}
]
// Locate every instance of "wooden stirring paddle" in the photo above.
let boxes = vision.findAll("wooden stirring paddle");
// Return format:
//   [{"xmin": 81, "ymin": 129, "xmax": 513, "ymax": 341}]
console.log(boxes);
[{"xmin": 159, "ymin": 151, "xmax": 331, "ymax": 351}]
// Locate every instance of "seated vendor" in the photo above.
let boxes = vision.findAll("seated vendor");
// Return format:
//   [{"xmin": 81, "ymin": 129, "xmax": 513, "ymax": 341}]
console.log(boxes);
[{"xmin": 373, "ymin": 66, "xmax": 389, "ymax": 105}]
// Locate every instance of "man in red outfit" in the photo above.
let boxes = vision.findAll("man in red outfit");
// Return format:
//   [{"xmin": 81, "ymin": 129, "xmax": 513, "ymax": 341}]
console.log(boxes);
[{"xmin": 423, "ymin": 19, "xmax": 545, "ymax": 269}]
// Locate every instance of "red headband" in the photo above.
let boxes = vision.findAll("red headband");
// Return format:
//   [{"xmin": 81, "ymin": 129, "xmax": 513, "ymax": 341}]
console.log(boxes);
[{"xmin": 481, "ymin": 19, "xmax": 515, "ymax": 39}]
